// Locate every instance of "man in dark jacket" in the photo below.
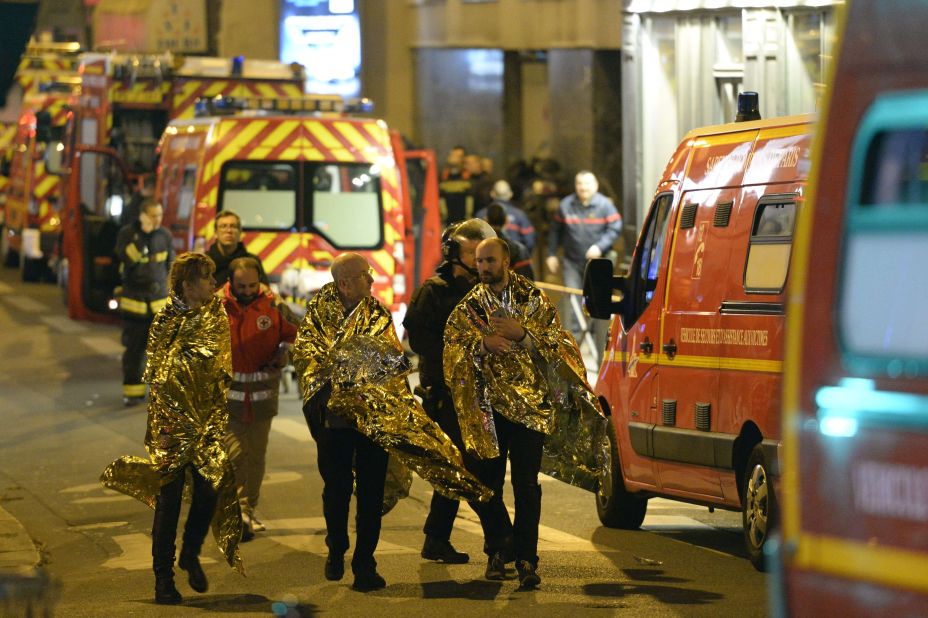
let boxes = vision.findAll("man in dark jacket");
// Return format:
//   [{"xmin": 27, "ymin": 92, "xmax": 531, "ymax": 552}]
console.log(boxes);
[
  {"xmin": 207, "ymin": 211, "xmax": 268, "ymax": 288},
  {"xmin": 115, "ymin": 198, "xmax": 175, "ymax": 406},
  {"xmin": 545, "ymin": 171, "xmax": 622, "ymax": 346},
  {"xmin": 404, "ymin": 218, "xmax": 514, "ymax": 571},
  {"xmin": 484, "ymin": 202, "xmax": 534, "ymax": 280}
]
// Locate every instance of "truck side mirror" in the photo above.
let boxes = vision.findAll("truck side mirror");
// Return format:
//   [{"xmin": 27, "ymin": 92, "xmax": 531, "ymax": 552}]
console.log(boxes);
[{"xmin": 583, "ymin": 258, "xmax": 625, "ymax": 319}]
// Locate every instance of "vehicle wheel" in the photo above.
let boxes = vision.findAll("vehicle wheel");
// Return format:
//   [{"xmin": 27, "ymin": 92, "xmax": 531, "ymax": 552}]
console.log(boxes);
[
  {"xmin": 595, "ymin": 425, "xmax": 647, "ymax": 529},
  {"xmin": 742, "ymin": 444, "xmax": 777, "ymax": 571}
]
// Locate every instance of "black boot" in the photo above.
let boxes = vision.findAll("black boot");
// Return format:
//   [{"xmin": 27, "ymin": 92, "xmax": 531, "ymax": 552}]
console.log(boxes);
[
  {"xmin": 421, "ymin": 535, "xmax": 469, "ymax": 564},
  {"xmin": 155, "ymin": 576, "xmax": 182, "ymax": 605},
  {"xmin": 178, "ymin": 550, "xmax": 208, "ymax": 593}
]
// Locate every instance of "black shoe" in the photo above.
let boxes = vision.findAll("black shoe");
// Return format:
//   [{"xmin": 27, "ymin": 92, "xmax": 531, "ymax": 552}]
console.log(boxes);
[
  {"xmin": 123, "ymin": 396, "xmax": 145, "ymax": 407},
  {"xmin": 178, "ymin": 552, "xmax": 208, "ymax": 593},
  {"xmin": 154, "ymin": 577, "xmax": 182, "ymax": 604},
  {"xmin": 324, "ymin": 553, "xmax": 345, "ymax": 581},
  {"xmin": 352, "ymin": 569, "xmax": 386, "ymax": 592},
  {"xmin": 241, "ymin": 520, "xmax": 255, "ymax": 543},
  {"xmin": 516, "ymin": 560, "xmax": 541, "ymax": 589},
  {"xmin": 485, "ymin": 551, "xmax": 507, "ymax": 581},
  {"xmin": 421, "ymin": 536, "xmax": 469, "ymax": 564}
]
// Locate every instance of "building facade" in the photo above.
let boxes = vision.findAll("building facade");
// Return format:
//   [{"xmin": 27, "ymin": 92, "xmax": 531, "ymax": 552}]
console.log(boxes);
[{"xmin": 624, "ymin": 1, "xmax": 840, "ymax": 227}]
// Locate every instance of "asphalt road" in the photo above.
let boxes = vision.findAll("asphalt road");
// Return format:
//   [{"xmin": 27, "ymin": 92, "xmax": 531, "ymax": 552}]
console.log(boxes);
[{"xmin": 0, "ymin": 267, "xmax": 768, "ymax": 616}]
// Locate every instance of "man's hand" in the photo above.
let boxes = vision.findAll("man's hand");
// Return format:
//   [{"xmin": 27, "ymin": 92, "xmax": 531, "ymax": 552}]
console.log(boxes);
[
  {"xmin": 270, "ymin": 348, "xmax": 290, "ymax": 369},
  {"xmin": 483, "ymin": 334, "xmax": 513, "ymax": 354},
  {"xmin": 545, "ymin": 255, "xmax": 559, "ymax": 274},
  {"xmin": 585, "ymin": 244, "xmax": 603, "ymax": 259},
  {"xmin": 489, "ymin": 316, "xmax": 525, "ymax": 342}
]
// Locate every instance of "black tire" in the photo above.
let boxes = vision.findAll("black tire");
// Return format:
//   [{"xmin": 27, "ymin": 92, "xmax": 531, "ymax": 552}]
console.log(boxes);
[
  {"xmin": 595, "ymin": 426, "xmax": 647, "ymax": 529},
  {"xmin": 742, "ymin": 444, "xmax": 777, "ymax": 571}
]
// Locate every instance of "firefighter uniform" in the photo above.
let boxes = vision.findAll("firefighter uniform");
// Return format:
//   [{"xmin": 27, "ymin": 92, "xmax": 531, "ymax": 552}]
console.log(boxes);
[
  {"xmin": 207, "ymin": 242, "xmax": 268, "ymax": 289},
  {"xmin": 221, "ymin": 282, "xmax": 297, "ymax": 533},
  {"xmin": 115, "ymin": 220, "xmax": 174, "ymax": 401}
]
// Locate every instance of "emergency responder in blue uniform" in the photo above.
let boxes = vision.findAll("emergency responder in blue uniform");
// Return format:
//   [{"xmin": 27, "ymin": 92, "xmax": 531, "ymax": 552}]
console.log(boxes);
[
  {"xmin": 545, "ymin": 171, "xmax": 622, "ymax": 346},
  {"xmin": 114, "ymin": 198, "xmax": 174, "ymax": 405}
]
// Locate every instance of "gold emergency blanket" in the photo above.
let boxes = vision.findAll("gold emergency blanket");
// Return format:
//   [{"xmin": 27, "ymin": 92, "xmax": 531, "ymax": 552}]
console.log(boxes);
[
  {"xmin": 292, "ymin": 283, "xmax": 492, "ymax": 503},
  {"xmin": 444, "ymin": 272, "xmax": 607, "ymax": 489},
  {"xmin": 100, "ymin": 295, "xmax": 243, "ymax": 572}
]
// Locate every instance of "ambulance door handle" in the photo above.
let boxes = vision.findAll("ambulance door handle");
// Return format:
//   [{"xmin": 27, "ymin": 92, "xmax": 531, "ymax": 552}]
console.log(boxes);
[
  {"xmin": 662, "ymin": 339, "xmax": 677, "ymax": 359},
  {"xmin": 639, "ymin": 338, "xmax": 653, "ymax": 355}
]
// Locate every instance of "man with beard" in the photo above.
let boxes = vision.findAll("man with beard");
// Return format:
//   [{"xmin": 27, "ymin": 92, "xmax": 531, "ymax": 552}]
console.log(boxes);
[
  {"xmin": 222, "ymin": 257, "xmax": 297, "ymax": 541},
  {"xmin": 404, "ymin": 219, "xmax": 512, "ymax": 567},
  {"xmin": 208, "ymin": 211, "xmax": 268, "ymax": 288},
  {"xmin": 445, "ymin": 237, "xmax": 600, "ymax": 589}
]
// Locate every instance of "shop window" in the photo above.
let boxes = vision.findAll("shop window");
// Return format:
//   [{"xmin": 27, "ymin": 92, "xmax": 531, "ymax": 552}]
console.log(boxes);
[{"xmin": 743, "ymin": 199, "xmax": 796, "ymax": 293}]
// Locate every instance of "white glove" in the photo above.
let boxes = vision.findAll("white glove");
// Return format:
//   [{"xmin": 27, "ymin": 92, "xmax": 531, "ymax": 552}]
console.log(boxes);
[
  {"xmin": 585, "ymin": 245, "xmax": 603, "ymax": 259},
  {"xmin": 545, "ymin": 255, "xmax": 559, "ymax": 275}
]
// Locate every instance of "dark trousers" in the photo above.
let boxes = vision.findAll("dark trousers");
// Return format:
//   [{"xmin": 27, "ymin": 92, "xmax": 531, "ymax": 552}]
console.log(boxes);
[
  {"xmin": 479, "ymin": 412, "xmax": 545, "ymax": 567},
  {"xmin": 423, "ymin": 391, "xmax": 513, "ymax": 554},
  {"xmin": 121, "ymin": 317, "xmax": 153, "ymax": 397},
  {"xmin": 151, "ymin": 465, "xmax": 218, "ymax": 578},
  {"xmin": 315, "ymin": 426, "xmax": 389, "ymax": 572}
]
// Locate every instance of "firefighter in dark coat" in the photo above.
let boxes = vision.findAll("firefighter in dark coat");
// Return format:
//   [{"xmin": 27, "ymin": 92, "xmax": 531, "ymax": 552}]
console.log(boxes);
[{"xmin": 115, "ymin": 198, "xmax": 174, "ymax": 405}]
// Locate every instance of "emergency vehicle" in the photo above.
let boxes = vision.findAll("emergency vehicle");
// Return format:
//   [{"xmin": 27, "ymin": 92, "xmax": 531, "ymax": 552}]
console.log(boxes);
[
  {"xmin": 776, "ymin": 1, "xmax": 928, "ymax": 613},
  {"xmin": 60, "ymin": 95, "xmax": 443, "ymax": 325},
  {"xmin": 584, "ymin": 103, "xmax": 812, "ymax": 570},
  {"xmin": 0, "ymin": 41, "xmax": 81, "ymax": 279}
]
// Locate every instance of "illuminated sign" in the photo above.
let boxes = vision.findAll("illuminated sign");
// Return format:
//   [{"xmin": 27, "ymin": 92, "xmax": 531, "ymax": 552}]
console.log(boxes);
[{"xmin": 280, "ymin": 0, "xmax": 360, "ymax": 98}]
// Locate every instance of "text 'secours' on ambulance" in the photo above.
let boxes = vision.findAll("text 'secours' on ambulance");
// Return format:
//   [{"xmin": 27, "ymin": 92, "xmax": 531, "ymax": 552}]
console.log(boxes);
[
  {"xmin": 60, "ymin": 94, "xmax": 442, "ymax": 327},
  {"xmin": 774, "ymin": 1, "xmax": 928, "ymax": 614},
  {"xmin": 584, "ymin": 98, "xmax": 812, "ymax": 571}
]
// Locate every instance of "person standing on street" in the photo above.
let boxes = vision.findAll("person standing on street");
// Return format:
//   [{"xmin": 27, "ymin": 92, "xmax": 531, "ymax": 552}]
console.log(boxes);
[
  {"xmin": 222, "ymin": 257, "xmax": 297, "ymax": 541},
  {"xmin": 102, "ymin": 253, "xmax": 243, "ymax": 605},
  {"xmin": 475, "ymin": 180, "xmax": 536, "ymax": 253},
  {"xmin": 292, "ymin": 253, "xmax": 490, "ymax": 592},
  {"xmin": 545, "ymin": 171, "xmax": 622, "ymax": 346},
  {"xmin": 207, "ymin": 211, "xmax": 268, "ymax": 288},
  {"xmin": 404, "ymin": 219, "xmax": 511, "ymax": 567},
  {"xmin": 114, "ymin": 198, "xmax": 174, "ymax": 406},
  {"xmin": 445, "ymin": 238, "xmax": 600, "ymax": 589}
]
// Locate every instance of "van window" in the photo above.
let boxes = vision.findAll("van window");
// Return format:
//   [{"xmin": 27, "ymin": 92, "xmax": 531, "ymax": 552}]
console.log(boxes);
[
  {"xmin": 840, "ymin": 119, "xmax": 928, "ymax": 372},
  {"xmin": 177, "ymin": 167, "xmax": 197, "ymax": 221},
  {"xmin": 628, "ymin": 193, "xmax": 672, "ymax": 325},
  {"xmin": 310, "ymin": 163, "xmax": 383, "ymax": 249},
  {"xmin": 744, "ymin": 199, "xmax": 796, "ymax": 293},
  {"xmin": 219, "ymin": 162, "xmax": 298, "ymax": 229}
]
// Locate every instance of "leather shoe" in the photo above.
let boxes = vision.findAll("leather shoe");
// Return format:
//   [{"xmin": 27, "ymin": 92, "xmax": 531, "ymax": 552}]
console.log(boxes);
[
  {"xmin": 485, "ymin": 551, "xmax": 508, "ymax": 581},
  {"xmin": 352, "ymin": 569, "xmax": 386, "ymax": 592},
  {"xmin": 178, "ymin": 552, "xmax": 208, "ymax": 593},
  {"xmin": 324, "ymin": 553, "xmax": 344, "ymax": 581},
  {"xmin": 154, "ymin": 577, "xmax": 182, "ymax": 604},
  {"xmin": 516, "ymin": 560, "xmax": 541, "ymax": 589},
  {"xmin": 421, "ymin": 536, "xmax": 469, "ymax": 564}
]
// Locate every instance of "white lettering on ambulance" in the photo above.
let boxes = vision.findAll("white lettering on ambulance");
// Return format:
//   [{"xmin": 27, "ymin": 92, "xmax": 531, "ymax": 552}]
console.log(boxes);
[
  {"xmin": 853, "ymin": 461, "xmax": 928, "ymax": 522},
  {"xmin": 678, "ymin": 328, "xmax": 769, "ymax": 347}
]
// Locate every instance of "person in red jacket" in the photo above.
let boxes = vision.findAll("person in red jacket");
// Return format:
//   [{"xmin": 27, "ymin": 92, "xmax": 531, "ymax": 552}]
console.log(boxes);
[{"xmin": 222, "ymin": 257, "xmax": 297, "ymax": 540}]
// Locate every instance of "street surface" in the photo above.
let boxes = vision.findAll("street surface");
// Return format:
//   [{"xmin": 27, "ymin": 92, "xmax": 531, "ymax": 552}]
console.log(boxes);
[{"xmin": 0, "ymin": 268, "xmax": 768, "ymax": 616}]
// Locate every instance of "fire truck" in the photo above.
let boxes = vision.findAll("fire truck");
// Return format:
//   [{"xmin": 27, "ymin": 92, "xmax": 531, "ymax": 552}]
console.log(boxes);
[
  {"xmin": 59, "ymin": 95, "xmax": 443, "ymax": 326},
  {"xmin": 24, "ymin": 53, "xmax": 306, "ymax": 290},
  {"xmin": 0, "ymin": 41, "xmax": 81, "ymax": 280}
]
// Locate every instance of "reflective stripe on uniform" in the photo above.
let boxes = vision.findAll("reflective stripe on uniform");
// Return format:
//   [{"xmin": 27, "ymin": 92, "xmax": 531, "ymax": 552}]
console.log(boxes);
[
  {"xmin": 123, "ymin": 383, "xmax": 146, "ymax": 397},
  {"xmin": 150, "ymin": 298, "xmax": 167, "ymax": 313},
  {"xmin": 125, "ymin": 244, "xmax": 142, "ymax": 263},
  {"xmin": 153, "ymin": 251, "xmax": 169, "ymax": 262},
  {"xmin": 118, "ymin": 297, "xmax": 149, "ymax": 315},
  {"xmin": 232, "ymin": 371, "xmax": 274, "ymax": 382},
  {"xmin": 227, "ymin": 389, "xmax": 276, "ymax": 402}
]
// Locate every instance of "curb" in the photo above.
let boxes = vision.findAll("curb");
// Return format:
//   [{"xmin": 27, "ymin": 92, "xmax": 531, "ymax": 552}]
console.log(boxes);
[{"xmin": 0, "ymin": 504, "xmax": 39, "ymax": 576}]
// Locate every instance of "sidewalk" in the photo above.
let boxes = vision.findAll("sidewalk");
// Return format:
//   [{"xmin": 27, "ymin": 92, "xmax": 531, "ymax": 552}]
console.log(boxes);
[{"xmin": 0, "ymin": 503, "xmax": 55, "ymax": 613}]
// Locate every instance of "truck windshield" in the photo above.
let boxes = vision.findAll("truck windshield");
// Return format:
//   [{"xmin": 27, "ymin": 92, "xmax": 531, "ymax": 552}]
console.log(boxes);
[{"xmin": 218, "ymin": 160, "xmax": 383, "ymax": 249}]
